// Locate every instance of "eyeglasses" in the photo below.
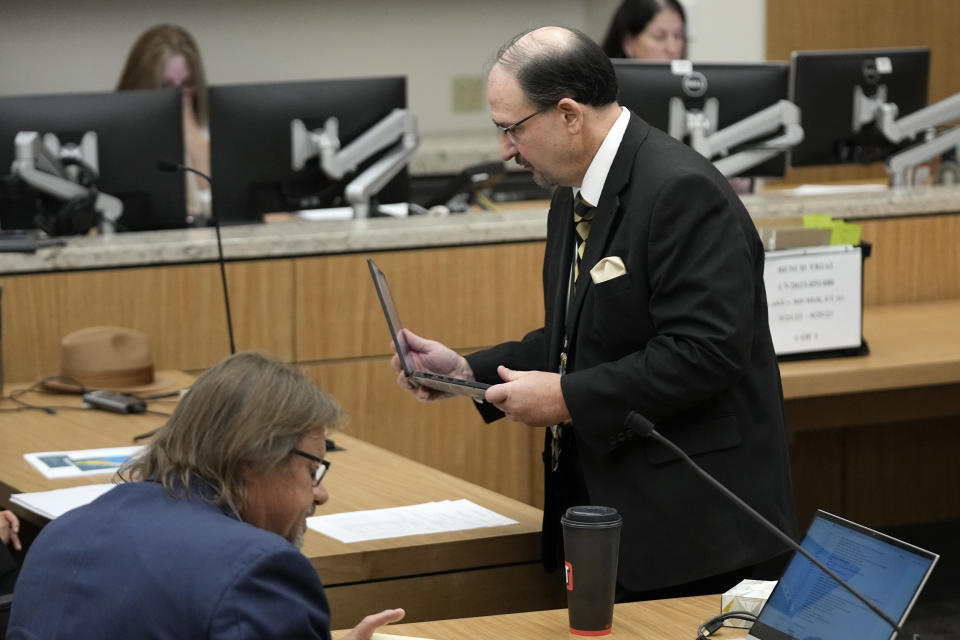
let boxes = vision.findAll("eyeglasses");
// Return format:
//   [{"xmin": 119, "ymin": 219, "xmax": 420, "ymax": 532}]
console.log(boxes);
[
  {"xmin": 497, "ymin": 108, "xmax": 548, "ymax": 142},
  {"xmin": 292, "ymin": 448, "xmax": 331, "ymax": 487}
]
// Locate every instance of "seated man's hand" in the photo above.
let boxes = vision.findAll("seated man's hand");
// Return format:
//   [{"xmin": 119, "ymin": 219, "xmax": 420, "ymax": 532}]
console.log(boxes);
[
  {"xmin": 341, "ymin": 608, "xmax": 405, "ymax": 640},
  {"xmin": 485, "ymin": 366, "xmax": 571, "ymax": 427},
  {"xmin": 390, "ymin": 329, "xmax": 474, "ymax": 402},
  {"xmin": 1, "ymin": 509, "xmax": 21, "ymax": 551}
]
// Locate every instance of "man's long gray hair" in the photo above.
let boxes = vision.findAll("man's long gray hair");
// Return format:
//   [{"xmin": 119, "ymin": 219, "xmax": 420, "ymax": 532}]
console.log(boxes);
[{"xmin": 122, "ymin": 351, "xmax": 341, "ymax": 517}]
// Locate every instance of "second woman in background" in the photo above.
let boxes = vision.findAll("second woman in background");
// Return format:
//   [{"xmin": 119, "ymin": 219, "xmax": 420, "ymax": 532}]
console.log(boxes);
[
  {"xmin": 603, "ymin": 1, "xmax": 755, "ymax": 193},
  {"xmin": 602, "ymin": 0, "xmax": 687, "ymax": 61},
  {"xmin": 117, "ymin": 24, "xmax": 210, "ymax": 221}
]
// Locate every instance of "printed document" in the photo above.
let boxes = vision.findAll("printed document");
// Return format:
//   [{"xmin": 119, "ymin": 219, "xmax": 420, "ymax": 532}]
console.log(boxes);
[{"xmin": 307, "ymin": 499, "xmax": 518, "ymax": 543}]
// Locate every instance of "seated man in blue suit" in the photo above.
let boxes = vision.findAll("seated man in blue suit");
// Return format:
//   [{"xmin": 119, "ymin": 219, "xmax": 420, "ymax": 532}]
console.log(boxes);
[{"xmin": 8, "ymin": 352, "xmax": 404, "ymax": 639}]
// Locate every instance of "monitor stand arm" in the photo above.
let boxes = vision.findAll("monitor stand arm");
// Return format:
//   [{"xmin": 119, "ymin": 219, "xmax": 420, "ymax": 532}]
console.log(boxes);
[
  {"xmin": 290, "ymin": 108, "xmax": 419, "ymax": 218},
  {"xmin": 887, "ymin": 126, "xmax": 960, "ymax": 187},
  {"xmin": 670, "ymin": 98, "xmax": 804, "ymax": 178},
  {"xmin": 11, "ymin": 131, "xmax": 123, "ymax": 234},
  {"xmin": 855, "ymin": 88, "xmax": 960, "ymax": 187}
]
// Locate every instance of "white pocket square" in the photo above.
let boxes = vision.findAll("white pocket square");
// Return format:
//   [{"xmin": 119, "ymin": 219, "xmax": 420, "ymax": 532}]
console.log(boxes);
[{"xmin": 590, "ymin": 256, "xmax": 627, "ymax": 284}]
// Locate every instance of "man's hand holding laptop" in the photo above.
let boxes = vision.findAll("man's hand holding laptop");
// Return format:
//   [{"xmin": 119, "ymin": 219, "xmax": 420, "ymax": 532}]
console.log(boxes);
[
  {"xmin": 391, "ymin": 328, "xmax": 572, "ymax": 427},
  {"xmin": 390, "ymin": 328, "xmax": 476, "ymax": 401}
]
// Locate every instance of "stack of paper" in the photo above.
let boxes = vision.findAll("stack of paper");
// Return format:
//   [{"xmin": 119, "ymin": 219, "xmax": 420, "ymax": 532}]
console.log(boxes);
[
  {"xmin": 307, "ymin": 499, "xmax": 518, "ymax": 543},
  {"xmin": 10, "ymin": 483, "xmax": 115, "ymax": 519}
]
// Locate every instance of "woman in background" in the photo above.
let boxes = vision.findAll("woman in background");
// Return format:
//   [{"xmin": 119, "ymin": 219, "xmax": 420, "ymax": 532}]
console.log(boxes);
[
  {"xmin": 117, "ymin": 24, "xmax": 210, "ymax": 221},
  {"xmin": 603, "ymin": 1, "xmax": 755, "ymax": 193},
  {"xmin": 602, "ymin": 0, "xmax": 687, "ymax": 61}
]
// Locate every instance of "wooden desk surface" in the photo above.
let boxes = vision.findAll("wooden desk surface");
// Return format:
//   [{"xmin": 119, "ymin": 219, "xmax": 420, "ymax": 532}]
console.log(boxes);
[
  {"xmin": 0, "ymin": 376, "xmax": 561, "ymax": 626},
  {"xmin": 333, "ymin": 594, "xmax": 747, "ymax": 639},
  {"xmin": 779, "ymin": 299, "xmax": 960, "ymax": 399}
]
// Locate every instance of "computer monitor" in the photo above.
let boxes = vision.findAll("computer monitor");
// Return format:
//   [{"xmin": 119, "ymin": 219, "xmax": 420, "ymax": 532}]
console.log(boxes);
[
  {"xmin": 789, "ymin": 47, "xmax": 930, "ymax": 167},
  {"xmin": 209, "ymin": 76, "xmax": 410, "ymax": 224},
  {"xmin": 613, "ymin": 60, "xmax": 791, "ymax": 177},
  {"xmin": 0, "ymin": 88, "xmax": 186, "ymax": 232}
]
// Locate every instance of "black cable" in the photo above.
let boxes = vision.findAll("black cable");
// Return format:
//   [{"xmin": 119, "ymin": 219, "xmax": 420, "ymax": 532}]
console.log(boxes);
[
  {"xmin": 0, "ymin": 404, "xmax": 90, "ymax": 414},
  {"xmin": 0, "ymin": 377, "xmax": 173, "ymax": 415},
  {"xmin": 40, "ymin": 375, "xmax": 90, "ymax": 393},
  {"xmin": 2, "ymin": 379, "xmax": 84, "ymax": 414},
  {"xmin": 132, "ymin": 428, "xmax": 160, "ymax": 442},
  {"xmin": 696, "ymin": 610, "xmax": 757, "ymax": 639}
]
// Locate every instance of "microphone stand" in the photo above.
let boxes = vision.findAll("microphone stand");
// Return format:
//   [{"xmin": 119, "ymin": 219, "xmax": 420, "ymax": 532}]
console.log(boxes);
[
  {"xmin": 158, "ymin": 161, "xmax": 236, "ymax": 355},
  {"xmin": 625, "ymin": 411, "xmax": 901, "ymax": 635}
]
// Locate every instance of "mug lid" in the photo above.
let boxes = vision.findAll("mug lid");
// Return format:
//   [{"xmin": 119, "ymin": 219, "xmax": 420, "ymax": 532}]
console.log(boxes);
[{"xmin": 562, "ymin": 505, "xmax": 622, "ymax": 526}]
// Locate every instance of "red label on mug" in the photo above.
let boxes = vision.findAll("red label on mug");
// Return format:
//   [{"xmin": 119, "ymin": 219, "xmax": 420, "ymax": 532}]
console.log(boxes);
[{"xmin": 565, "ymin": 561, "xmax": 574, "ymax": 590}]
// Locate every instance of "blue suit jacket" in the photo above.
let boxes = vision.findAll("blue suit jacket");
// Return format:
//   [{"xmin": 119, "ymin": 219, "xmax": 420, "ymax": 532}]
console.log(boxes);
[{"xmin": 8, "ymin": 481, "xmax": 331, "ymax": 639}]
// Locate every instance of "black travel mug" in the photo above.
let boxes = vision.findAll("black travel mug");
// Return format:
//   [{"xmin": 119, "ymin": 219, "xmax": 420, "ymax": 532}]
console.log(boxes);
[{"xmin": 561, "ymin": 505, "xmax": 622, "ymax": 636}]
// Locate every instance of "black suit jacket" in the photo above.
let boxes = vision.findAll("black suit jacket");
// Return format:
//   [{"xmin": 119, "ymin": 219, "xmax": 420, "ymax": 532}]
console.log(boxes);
[
  {"xmin": 467, "ymin": 113, "xmax": 797, "ymax": 591},
  {"xmin": 0, "ymin": 545, "xmax": 16, "ymax": 595}
]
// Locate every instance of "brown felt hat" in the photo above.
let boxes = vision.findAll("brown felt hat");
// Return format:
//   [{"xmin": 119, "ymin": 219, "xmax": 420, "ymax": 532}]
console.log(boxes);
[{"xmin": 41, "ymin": 326, "xmax": 181, "ymax": 396}]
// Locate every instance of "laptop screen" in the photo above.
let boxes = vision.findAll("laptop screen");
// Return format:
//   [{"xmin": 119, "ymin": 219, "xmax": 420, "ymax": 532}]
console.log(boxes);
[
  {"xmin": 367, "ymin": 258, "xmax": 413, "ymax": 376},
  {"xmin": 750, "ymin": 510, "xmax": 938, "ymax": 640}
]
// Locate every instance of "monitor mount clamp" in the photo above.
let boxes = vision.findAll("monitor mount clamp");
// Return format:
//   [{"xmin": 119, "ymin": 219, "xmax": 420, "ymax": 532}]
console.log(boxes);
[
  {"xmin": 855, "ymin": 87, "xmax": 960, "ymax": 187},
  {"xmin": 668, "ymin": 97, "xmax": 804, "ymax": 178},
  {"xmin": 10, "ymin": 131, "xmax": 123, "ymax": 234},
  {"xmin": 291, "ymin": 108, "xmax": 419, "ymax": 218}
]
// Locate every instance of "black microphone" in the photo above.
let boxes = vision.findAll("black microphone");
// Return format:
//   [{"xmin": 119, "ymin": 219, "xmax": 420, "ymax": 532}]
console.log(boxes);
[
  {"xmin": 624, "ymin": 411, "xmax": 901, "ymax": 635},
  {"xmin": 157, "ymin": 160, "xmax": 236, "ymax": 355}
]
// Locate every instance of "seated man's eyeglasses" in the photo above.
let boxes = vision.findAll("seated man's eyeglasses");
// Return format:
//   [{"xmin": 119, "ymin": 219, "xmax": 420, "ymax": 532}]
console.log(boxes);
[
  {"xmin": 497, "ymin": 108, "xmax": 548, "ymax": 142},
  {"xmin": 292, "ymin": 448, "xmax": 331, "ymax": 487}
]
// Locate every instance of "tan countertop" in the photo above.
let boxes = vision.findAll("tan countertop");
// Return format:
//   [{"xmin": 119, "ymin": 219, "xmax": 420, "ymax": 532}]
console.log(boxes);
[{"xmin": 3, "ymin": 184, "xmax": 960, "ymax": 275}]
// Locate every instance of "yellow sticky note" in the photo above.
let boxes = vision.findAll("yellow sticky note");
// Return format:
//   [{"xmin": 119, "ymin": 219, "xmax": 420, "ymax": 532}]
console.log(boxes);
[
  {"xmin": 830, "ymin": 222, "xmax": 862, "ymax": 246},
  {"xmin": 802, "ymin": 214, "xmax": 834, "ymax": 228}
]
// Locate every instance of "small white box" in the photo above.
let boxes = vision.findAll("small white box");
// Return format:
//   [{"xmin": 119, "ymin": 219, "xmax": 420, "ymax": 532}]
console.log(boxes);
[{"xmin": 720, "ymin": 579, "xmax": 777, "ymax": 628}]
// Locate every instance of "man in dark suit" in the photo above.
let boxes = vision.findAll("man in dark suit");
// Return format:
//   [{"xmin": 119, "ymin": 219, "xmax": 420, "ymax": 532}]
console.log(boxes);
[
  {"xmin": 8, "ymin": 353, "xmax": 403, "ymax": 639},
  {"xmin": 392, "ymin": 26, "xmax": 796, "ymax": 599}
]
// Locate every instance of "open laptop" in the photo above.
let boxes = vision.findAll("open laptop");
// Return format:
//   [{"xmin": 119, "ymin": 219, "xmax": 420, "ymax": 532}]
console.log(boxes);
[
  {"xmin": 367, "ymin": 258, "xmax": 490, "ymax": 401},
  {"xmin": 747, "ymin": 510, "xmax": 939, "ymax": 640}
]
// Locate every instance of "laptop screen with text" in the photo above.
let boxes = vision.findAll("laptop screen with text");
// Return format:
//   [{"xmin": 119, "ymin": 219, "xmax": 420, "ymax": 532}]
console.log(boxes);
[{"xmin": 749, "ymin": 510, "xmax": 938, "ymax": 640}]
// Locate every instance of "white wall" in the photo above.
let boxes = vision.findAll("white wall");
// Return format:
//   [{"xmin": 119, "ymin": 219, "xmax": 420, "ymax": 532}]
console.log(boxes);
[
  {"xmin": 0, "ymin": 0, "xmax": 765, "ymax": 169},
  {"xmin": 0, "ymin": 1, "xmax": 583, "ymax": 134},
  {"xmin": 682, "ymin": 0, "xmax": 766, "ymax": 61}
]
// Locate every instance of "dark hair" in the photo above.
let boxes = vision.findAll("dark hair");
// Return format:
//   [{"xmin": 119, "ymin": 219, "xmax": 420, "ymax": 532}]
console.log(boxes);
[
  {"xmin": 601, "ymin": 0, "xmax": 687, "ymax": 59},
  {"xmin": 494, "ymin": 27, "xmax": 618, "ymax": 109}
]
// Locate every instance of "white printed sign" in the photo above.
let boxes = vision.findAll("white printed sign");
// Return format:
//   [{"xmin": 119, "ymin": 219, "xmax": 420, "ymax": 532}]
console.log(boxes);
[{"xmin": 764, "ymin": 245, "xmax": 863, "ymax": 355}]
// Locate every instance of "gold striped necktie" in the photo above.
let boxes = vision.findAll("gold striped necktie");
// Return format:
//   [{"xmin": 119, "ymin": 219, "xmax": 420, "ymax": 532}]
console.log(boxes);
[
  {"xmin": 573, "ymin": 196, "xmax": 595, "ymax": 284},
  {"xmin": 552, "ymin": 195, "xmax": 594, "ymax": 472}
]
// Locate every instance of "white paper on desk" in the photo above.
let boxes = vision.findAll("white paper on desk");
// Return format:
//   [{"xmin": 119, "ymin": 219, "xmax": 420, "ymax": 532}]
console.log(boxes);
[
  {"xmin": 783, "ymin": 183, "xmax": 888, "ymax": 196},
  {"xmin": 307, "ymin": 498, "xmax": 518, "ymax": 543},
  {"xmin": 23, "ymin": 445, "xmax": 144, "ymax": 479},
  {"xmin": 10, "ymin": 483, "xmax": 115, "ymax": 519},
  {"xmin": 296, "ymin": 207, "xmax": 355, "ymax": 221},
  {"xmin": 296, "ymin": 202, "xmax": 409, "ymax": 220}
]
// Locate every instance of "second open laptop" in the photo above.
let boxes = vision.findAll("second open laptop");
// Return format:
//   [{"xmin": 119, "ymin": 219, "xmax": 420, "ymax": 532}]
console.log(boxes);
[
  {"xmin": 367, "ymin": 258, "xmax": 490, "ymax": 401},
  {"xmin": 746, "ymin": 509, "xmax": 938, "ymax": 640}
]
